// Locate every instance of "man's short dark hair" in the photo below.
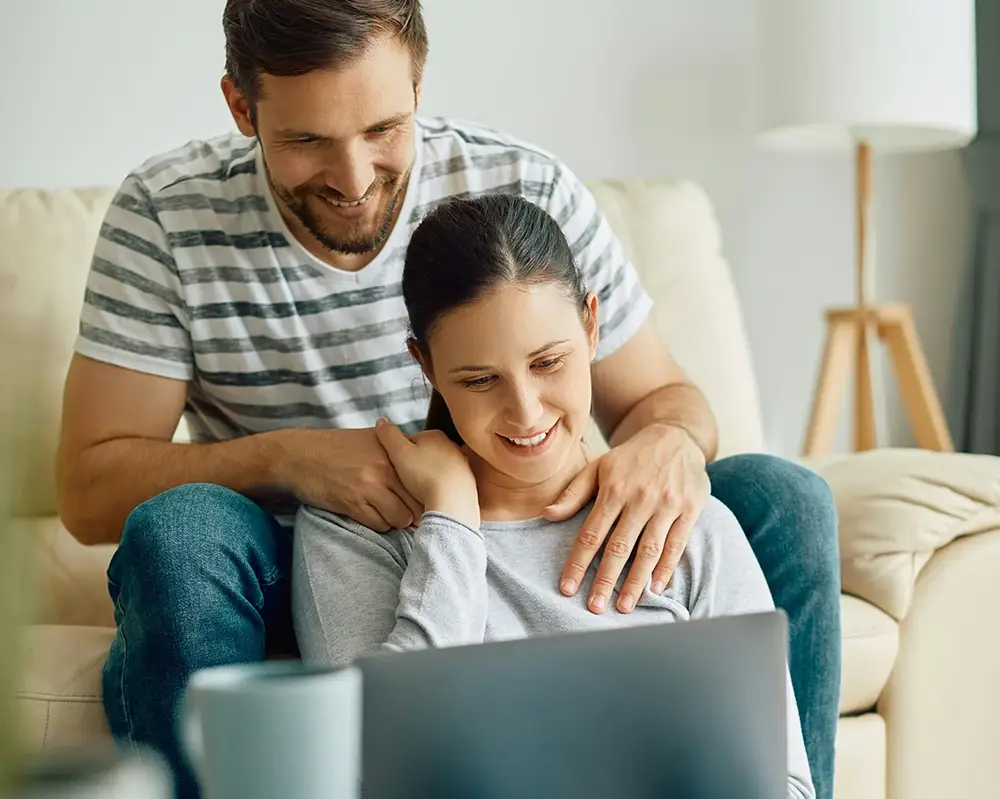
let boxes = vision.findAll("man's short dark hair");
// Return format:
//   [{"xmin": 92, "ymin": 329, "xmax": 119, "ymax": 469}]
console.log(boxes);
[{"xmin": 223, "ymin": 0, "xmax": 428, "ymax": 104}]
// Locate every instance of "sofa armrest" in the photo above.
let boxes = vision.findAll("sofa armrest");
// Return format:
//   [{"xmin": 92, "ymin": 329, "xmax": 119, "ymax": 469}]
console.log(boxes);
[
  {"xmin": 806, "ymin": 448, "xmax": 1000, "ymax": 621},
  {"xmin": 15, "ymin": 515, "xmax": 115, "ymax": 628}
]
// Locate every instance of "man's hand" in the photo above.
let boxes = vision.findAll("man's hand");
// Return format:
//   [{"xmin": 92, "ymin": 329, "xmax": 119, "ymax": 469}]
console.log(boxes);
[
  {"xmin": 277, "ymin": 427, "xmax": 423, "ymax": 532},
  {"xmin": 544, "ymin": 423, "xmax": 710, "ymax": 614}
]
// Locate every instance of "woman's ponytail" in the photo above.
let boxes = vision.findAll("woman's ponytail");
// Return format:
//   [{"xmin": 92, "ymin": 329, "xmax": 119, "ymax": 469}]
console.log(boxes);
[{"xmin": 424, "ymin": 388, "xmax": 463, "ymax": 445}]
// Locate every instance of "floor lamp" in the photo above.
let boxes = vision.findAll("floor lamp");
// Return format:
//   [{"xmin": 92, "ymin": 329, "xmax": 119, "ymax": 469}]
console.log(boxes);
[{"xmin": 754, "ymin": 0, "xmax": 977, "ymax": 457}]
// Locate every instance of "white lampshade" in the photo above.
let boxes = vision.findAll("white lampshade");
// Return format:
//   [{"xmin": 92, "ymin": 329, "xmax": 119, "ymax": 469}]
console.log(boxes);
[{"xmin": 755, "ymin": 0, "xmax": 978, "ymax": 152}]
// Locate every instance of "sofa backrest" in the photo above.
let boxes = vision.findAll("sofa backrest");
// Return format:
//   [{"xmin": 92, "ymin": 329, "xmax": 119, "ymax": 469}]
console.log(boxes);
[{"xmin": 0, "ymin": 180, "xmax": 765, "ymax": 517}]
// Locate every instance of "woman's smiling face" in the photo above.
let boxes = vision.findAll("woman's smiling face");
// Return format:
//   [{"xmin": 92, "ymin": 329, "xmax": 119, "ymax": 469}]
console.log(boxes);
[{"xmin": 419, "ymin": 281, "xmax": 599, "ymax": 488}]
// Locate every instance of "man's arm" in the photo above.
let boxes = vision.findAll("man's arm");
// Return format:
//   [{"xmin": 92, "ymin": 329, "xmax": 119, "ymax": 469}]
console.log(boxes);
[
  {"xmin": 56, "ymin": 355, "xmax": 419, "ymax": 545},
  {"xmin": 56, "ymin": 355, "xmax": 287, "ymax": 544},
  {"xmin": 541, "ymin": 162, "xmax": 718, "ymax": 463},
  {"xmin": 590, "ymin": 321, "xmax": 718, "ymax": 462},
  {"xmin": 542, "ymin": 161, "xmax": 717, "ymax": 613}
]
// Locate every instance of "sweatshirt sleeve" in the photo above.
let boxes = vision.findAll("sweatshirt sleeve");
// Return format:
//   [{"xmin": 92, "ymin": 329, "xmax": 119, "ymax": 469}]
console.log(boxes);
[
  {"xmin": 680, "ymin": 497, "xmax": 816, "ymax": 799},
  {"xmin": 292, "ymin": 508, "xmax": 488, "ymax": 667}
]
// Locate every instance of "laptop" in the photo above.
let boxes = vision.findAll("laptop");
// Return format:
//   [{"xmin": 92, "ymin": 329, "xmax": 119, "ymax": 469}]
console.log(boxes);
[{"xmin": 356, "ymin": 610, "xmax": 789, "ymax": 799}]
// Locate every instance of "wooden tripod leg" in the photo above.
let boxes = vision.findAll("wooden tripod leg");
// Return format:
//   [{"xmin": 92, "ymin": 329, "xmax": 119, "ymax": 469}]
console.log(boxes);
[
  {"xmin": 878, "ymin": 306, "xmax": 954, "ymax": 452},
  {"xmin": 804, "ymin": 313, "xmax": 858, "ymax": 457},
  {"xmin": 853, "ymin": 142, "xmax": 877, "ymax": 452},
  {"xmin": 855, "ymin": 319, "xmax": 877, "ymax": 451}
]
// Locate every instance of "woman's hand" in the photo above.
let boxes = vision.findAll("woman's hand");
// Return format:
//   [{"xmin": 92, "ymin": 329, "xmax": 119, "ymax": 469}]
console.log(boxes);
[{"xmin": 375, "ymin": 418, "xmax": 480, "ymax": 528}]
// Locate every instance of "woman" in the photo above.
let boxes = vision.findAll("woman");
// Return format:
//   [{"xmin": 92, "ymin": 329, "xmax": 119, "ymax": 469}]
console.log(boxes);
[{"xmin": 292, "ymin": 194, "xmax": 814, "ymax": 798}]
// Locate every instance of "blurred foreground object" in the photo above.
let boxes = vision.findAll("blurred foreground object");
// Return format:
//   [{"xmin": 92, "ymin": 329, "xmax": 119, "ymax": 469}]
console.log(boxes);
[
  {"xmin": 0, "ymin": 309, "xmax": 34, "ymax": 798},
  {"xmin": 4, "ymin": 748, "xmax": 170, "ymax": 799}
]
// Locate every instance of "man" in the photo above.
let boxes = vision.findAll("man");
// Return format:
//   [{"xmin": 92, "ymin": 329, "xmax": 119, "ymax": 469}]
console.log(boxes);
[{"xmin": 55, "ymin": 2, "xmax": 841, "ymax": 797}]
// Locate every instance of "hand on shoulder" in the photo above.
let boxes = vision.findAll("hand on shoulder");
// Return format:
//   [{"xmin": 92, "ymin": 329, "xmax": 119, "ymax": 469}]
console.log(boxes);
[{"xmin": 375, "ymin": 419, "xmax": 480, "ymax": 528}]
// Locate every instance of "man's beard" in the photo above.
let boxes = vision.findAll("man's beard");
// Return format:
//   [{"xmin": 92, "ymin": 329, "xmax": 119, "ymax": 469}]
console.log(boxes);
[{"xmin": 267, "ymin": 164, "xmax": 409, "ymax": 256}]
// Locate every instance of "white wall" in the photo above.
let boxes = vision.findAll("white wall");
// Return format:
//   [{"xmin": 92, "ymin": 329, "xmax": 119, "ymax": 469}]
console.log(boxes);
[{"xmin": 0, "ymin": 0, "xmax": 971, "ymax": 458}]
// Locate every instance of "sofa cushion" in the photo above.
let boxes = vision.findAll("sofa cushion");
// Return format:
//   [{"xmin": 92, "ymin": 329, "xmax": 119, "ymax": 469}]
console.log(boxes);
[
  {"xmin": 810, "ymin": 448, "xmax": 1000, "ymax": 620},
  {"xmin": 839, "ymin": 595, "xmax": 898, "ymax": 715},
  {"xmin": 0, "ymin": 188, "xmax": 118, "ymax": 517},
  {"xmin": 833, "ymin": 714, "xmax": 886, "ymax": 799},
  {"xmin": 15, "ymin": 625, "xmax": 115, "ymax": 753}
]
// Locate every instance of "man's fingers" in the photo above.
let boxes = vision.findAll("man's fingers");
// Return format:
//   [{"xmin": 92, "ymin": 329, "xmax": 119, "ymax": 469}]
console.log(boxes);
[
  {"xmin": 544, "ymin": 460, "xmax": 598, "ymax": 521},
  {"xmin": 616, "ymin": 509, "xmax": 677, "ymax": 613},
  {"xmin": 368, "ymin": 487, "xmax": 417, "ymax": 530},
  {"xmin": 356, "ymin": 502, "xmax": 392, "ymax": 534},
  {"xmin": 586, "ymin": 508, "xmax": 646, "ymax": 614},
  {"xmin": 559, "ymin": 493, "xmax": 621, "ymax": 598},
  {"xmin": 388, "ymin": 475, "xmax": 424, "ymax": 524},
  {"xmin": 650, "ymin": 510, "xmax": 698, "ymax": 594}
]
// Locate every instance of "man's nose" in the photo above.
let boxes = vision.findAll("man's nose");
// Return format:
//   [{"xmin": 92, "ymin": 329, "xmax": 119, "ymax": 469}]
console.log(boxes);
[{"xmin": 323, "ymin": 141, "xmax": 376, "ymax": 201}]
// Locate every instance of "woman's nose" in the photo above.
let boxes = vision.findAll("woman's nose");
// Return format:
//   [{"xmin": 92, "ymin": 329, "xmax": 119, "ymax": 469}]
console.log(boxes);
[{"xmin": 504, "ymin": 381, "xmax": 544, "ymax": 430}]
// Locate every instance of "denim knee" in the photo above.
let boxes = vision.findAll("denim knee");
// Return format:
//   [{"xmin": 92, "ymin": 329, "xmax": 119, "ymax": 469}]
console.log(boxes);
[
  {"xmin": 710, "ymin": 454, "xmax": 840, "ymax": 588},
  {"xmin": 109, "ymin": 483, "xmax": 283, "ymax": 593},
  {"xmin": 754, "ymin": 456, "xmax": 840, "ymax": 584}
]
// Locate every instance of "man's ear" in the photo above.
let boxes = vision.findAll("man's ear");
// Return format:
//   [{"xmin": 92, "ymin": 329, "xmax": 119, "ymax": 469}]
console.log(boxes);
[
  {"xmin": 584, "ymin": 292, "xmax": 600, "ymax": 360},
  {"xmin": 221, "ymin": 75, "xmax": 256, "ymax": 138},
  {"xmin": 407, "ymin": 339, "xmax": 436, "ymax": 388},
  {"xmin": 414, "ymin": 79, "xmax": 423, "ymax": 111}
]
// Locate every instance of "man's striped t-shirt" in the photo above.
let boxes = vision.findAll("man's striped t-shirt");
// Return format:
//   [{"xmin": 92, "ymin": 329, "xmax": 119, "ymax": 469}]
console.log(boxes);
[{"xmin": 75, "ymin": 117, "xmax": 653, "ymax": 443}]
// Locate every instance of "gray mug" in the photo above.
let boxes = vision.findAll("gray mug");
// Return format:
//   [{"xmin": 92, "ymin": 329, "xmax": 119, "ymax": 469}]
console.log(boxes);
[{"xmin": 182, "ymin": 661, "xmax": 362, "ymax": 799}]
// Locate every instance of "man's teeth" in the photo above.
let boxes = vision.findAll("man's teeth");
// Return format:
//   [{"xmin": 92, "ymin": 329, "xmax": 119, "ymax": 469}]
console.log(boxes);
[
  {"xmin": 505, "ymin": 428, "xmax": 551, "ymax": 447},
  {"xmin": 324, "ymin": 194, "xmax": 370, "ymax": 207}
]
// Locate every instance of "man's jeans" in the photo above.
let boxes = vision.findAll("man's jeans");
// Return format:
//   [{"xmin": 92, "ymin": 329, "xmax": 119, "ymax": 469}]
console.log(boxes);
[{"xmin": 103, "ymin": 454, "xmax": 841, "ymax": 799}]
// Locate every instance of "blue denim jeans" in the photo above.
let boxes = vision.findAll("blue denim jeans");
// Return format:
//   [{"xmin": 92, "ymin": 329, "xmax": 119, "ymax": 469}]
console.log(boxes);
[
  {"xmin": 707, "ymin": 455, "xmax": 841, "ymax": 799},
  {"xmin": 103, "ymin": 455, "xmax": 840, "ymax": 799}
]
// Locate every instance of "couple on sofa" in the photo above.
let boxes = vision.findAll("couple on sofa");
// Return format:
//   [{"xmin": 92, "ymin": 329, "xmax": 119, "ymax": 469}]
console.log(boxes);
[{"xmin": 56, "ymin": 1, "xmax": 839, "ymax": 798}]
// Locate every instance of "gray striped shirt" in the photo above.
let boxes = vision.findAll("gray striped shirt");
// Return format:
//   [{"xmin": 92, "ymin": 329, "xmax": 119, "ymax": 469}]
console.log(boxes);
[{"xmin": 75, "ymin": 117, "xmax": 653, "ymax": 443}]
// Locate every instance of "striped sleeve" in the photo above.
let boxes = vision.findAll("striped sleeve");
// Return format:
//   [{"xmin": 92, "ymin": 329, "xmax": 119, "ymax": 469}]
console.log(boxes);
[
  {"xmin": 74, "ymin": 175, "xmax": 194, "ymax": 380},
  {"xmin": 546, "ymin": 165, "xmax": 653, "ymax": 361}
]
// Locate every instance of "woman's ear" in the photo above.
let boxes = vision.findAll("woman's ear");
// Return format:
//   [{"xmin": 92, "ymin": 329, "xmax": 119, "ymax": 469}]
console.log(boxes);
[
  {"xmin": 407, "ymin": 339, "xmax": 436, "ymax": 388},
  {"xmin": 584, "ymin": 292, "xmax": 600, "ymax": 359}
]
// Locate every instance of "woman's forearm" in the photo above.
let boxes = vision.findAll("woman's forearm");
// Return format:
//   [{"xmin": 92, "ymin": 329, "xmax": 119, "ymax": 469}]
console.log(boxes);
[
  {"xmin": 389, "ymin": 512, "xmax": 488, "ymax": 650},
  {"xmin": 293, "ymin": 509, "xmax": 488, "ymax": 666}
]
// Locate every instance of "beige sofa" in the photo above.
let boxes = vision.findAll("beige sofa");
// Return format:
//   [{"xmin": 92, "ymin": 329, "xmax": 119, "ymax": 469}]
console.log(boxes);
[{"xmin": 3, "ymin": 181, "xmax": 1000, "ymax": 799}]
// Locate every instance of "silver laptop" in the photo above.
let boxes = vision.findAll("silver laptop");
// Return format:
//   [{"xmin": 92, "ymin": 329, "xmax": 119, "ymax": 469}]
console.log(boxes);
[{"xmin": 357, "ymin": 610, "xmax": 788, "ymax": 799}]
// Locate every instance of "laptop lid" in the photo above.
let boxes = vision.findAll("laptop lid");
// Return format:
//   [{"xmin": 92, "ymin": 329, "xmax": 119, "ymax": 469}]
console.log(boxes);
[{"xmin": 357, "ymin": 610, "xmax": 788, "ymax": 799}]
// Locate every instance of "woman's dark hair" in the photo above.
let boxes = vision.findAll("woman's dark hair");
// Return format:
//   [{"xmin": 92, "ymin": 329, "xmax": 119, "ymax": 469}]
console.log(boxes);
[
  {"xmin": 223, "ymin": 0, "xmax": 428, "ymax": 107},
  {"xmin": 402, "ymin": 194, "xmax": 591, "ymax": 444}
]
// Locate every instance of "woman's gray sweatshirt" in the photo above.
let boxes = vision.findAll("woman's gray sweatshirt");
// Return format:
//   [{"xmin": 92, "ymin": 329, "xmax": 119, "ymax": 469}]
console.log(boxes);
[{"xmin": 292, "ymin": 495, "xmax": 814, "ymax": 799}]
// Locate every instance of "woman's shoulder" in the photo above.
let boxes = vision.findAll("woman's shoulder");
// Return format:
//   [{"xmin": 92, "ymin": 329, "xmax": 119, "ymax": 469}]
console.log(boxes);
[
  {"xmin": 688, "ymin": 496, "xmax": 748, "ymax": 544},
  {"xmin": 295, "ymin": 506, "xmax": 412, "ymax": 554},
  {"xmin": 677, "ymin": 495, "xmax": 774, "ymax": 616},
  {"xmin": 669, "ymin": 496, "xmax": 755, "ymax": 585}
]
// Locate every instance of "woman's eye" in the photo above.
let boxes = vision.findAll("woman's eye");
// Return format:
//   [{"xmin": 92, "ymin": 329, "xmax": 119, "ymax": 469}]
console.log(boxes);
[
  {"xmin": 463, "ymin": 375, "xmax": 495, "ymax": 389},
  {"xmin": 534, "ymin": 357, "xmax": 565, "ymax": 371}
]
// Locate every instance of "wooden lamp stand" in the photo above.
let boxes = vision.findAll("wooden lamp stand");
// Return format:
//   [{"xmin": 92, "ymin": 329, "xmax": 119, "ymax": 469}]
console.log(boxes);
[{"xmin": 802, "ymin": 142, "xmax": 955, "ymax": 458}]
